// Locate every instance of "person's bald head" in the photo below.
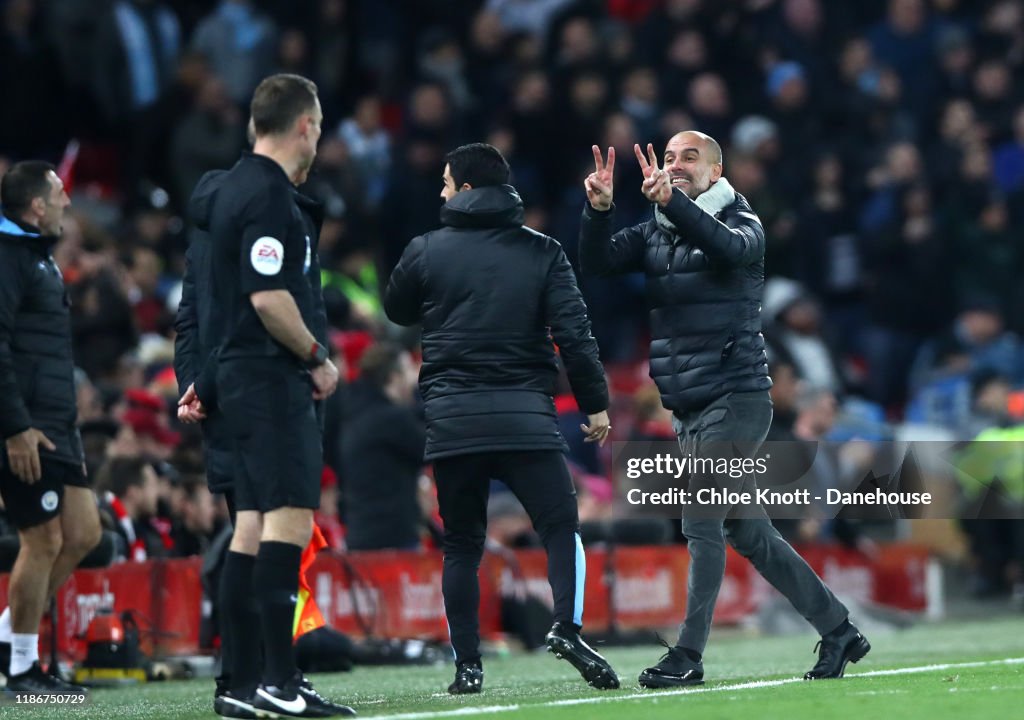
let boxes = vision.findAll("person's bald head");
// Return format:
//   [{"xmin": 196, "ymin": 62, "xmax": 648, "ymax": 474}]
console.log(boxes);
[
  {"xmin": 662, "ymin": 131, "xmax": 723, "ymax": 198},
  {"xmin": 668, "ymin": 131, "xmax": 722, "ymax": 163}
]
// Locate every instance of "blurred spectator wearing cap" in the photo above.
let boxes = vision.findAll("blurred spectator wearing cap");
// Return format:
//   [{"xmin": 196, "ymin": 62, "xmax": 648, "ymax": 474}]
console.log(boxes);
[
  {"xmin": 119, "ymin": 388, "xmax": 181, "ymax": 460},
  {"xmin": 765, "ymin": 61, "xmax": 822, "ymax": 198},
  {"xmin": 729, "ymin": 115, "xmax": 799, "ymax": 275},
  {"xmin": 340, "ymin": 343, "xmax": 425, "ymax": 551},
  {"xmin": 763, "ymin": 278, "xmax": 844, "ymax": 396}
]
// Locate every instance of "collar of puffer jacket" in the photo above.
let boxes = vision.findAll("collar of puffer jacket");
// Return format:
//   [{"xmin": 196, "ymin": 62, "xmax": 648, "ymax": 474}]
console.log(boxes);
[
  {"xmin": 439, "ymin": 184, "xmax": 525, "ymax": 229},
  {"xmin": 0, "ymin": 213, "xmax": 58, "ymax": 254}
]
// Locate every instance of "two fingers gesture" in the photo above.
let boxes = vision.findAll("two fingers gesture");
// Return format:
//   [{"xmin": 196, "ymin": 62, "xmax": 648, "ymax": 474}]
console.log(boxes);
[
  {"xmin": 584, "ymin": 145, "xmax": 615, "ymax": 211},
  {"xmin": 635, "ymin": 142, "xmax": 672, "ymax": 205},
  {"xmin": 583, "ymin": 142, "xmax": 672, "ymax": 211}
]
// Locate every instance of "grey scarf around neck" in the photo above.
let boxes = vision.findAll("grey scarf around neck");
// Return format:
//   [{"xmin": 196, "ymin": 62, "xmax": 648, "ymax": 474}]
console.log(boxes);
[{"xmin": 653, "ymin": 177, "xmax": 735, "ymax": 239}]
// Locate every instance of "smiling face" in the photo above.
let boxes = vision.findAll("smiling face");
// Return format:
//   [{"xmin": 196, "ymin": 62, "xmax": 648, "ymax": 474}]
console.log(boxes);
[{"xmin": 663, "ymin": 131, "xmax": 723, "ymax": 199}]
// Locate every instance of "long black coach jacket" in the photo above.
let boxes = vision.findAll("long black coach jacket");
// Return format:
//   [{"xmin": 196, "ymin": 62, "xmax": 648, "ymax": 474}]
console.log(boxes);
[
  {"xmin": 0, "ymin": 214, "xmax": 83, "ymax": 467},
  {"xmin": 579, "ymin": 189, "xmax": 772, "ymax": 415},
  {"xmin": 384, "ymin": 184, "xmax": 609, "ymax": 461}
]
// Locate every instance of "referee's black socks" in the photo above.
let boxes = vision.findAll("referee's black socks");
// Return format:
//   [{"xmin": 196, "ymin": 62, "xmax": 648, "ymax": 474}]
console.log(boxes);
[
  {"xmin": 253, "ymin": 541, "xmax": 303, "ymax": 688},
  {"xmin": 220, "ymin": 550, "xmax": 260, "ymax": 696}
]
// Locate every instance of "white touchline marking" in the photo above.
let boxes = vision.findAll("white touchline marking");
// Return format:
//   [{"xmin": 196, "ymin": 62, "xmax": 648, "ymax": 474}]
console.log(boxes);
[{"xmin": 365, "ymin": 657, "xmax": 1024, "ymax": 720}]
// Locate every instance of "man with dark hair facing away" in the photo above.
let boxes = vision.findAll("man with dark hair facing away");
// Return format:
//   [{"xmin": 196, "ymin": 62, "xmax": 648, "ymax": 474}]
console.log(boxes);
[{"xmin": 385, "ymin": 142, "xmax": 620, "ymax": 694}]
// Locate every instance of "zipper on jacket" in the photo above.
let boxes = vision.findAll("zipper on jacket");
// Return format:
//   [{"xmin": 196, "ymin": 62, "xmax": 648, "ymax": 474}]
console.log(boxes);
[
  {"xmin": 720, "ymin": 335, "xmax": 736, "ymax": 364},
  {"xmin": 666, "ymin": 243, "xmax": 676, "ymax": 271}
]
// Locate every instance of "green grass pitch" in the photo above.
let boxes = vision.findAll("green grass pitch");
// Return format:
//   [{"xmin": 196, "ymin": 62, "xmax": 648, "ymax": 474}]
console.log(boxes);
[{"xmin": 5, "ymin": 617, "xmax": 1023, "ymax": 719}]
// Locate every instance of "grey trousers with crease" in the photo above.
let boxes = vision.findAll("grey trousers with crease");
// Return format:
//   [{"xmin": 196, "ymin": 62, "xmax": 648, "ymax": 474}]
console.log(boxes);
[{"xmin": 673, "ymin": 390, "xmax": 849, "ymax": 653}]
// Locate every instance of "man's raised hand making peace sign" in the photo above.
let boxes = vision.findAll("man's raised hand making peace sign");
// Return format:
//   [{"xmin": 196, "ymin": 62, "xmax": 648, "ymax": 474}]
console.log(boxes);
[
  {"xmin": 584, "ymin": 145, "xmax": 615, "ymax": 211},
  {"xmin": 634, "ymin": 142, "xmax": 673, "ymax": 206}
]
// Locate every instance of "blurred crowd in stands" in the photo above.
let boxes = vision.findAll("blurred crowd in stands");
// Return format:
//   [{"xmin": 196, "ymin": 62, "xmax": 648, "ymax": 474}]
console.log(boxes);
[{"xmin": 1, "ymin": 0, "xmax": 1024, "ymax": 602}]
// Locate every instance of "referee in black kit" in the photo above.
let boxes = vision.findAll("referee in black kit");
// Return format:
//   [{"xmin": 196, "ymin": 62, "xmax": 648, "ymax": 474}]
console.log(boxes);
[
  {"xmin": 385, "ymin": 143, "xmax": 620, "ymax": 694},
  {"xmin": 180, "ymin": 74, "xmax": 353, "ymax": 718}
]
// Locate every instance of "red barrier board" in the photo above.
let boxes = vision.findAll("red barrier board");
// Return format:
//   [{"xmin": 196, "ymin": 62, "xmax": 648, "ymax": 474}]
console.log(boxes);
[
  {"xmin": 0, "ymin": 558, "xmax": 203, "ymax": 662},
  {"xmin": 0, "ymin": 544, "xmax": 930, "ymax": 662}
]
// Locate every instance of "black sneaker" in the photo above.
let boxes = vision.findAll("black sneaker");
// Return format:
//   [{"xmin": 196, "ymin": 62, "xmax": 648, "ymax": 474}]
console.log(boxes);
[
  {"xmin": 4, "ymin": 662, "xmax": 87, "ymax": 696},
  {"xmin": 804, "ymin": 624, "xmax": 871, "ymax": 679},
  {"xmin": 0, "ymin": 640, "xmax": 9, "ymax": 678},
  {"xmin": 638, "ymin": 642, "xmax": 704, "ymax": 689},
  {"xmin": 253, "ymin": 675, "xmax": 309, "ymax": 718},
  {"xmin": 213, "ymin": 689, "xmax": 257, "ymax": 719},
  {"xmin": 545, "ymin": 622, "xmax": 620, "ymax": 690},
  {"xmin": 448, "ymin": 660, "xmax": 483, "ymax": 695},
  {"xmin": 298, "ymin": 676, "xmax": 356, "ymax": 717},
  {"xmin": 44, "ymin": 669, "xmax": 88, "ymax": 695}
]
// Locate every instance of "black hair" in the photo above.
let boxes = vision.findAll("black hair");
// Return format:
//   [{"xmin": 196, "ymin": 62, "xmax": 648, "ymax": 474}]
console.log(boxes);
[
  {"xmin": 97, "ymin": 456, "xmax": 150, "ymax": 498},
  {"xmin": 445, "ymin": 143, "xmax": 510, "ymax": 188},
  {"xmin": 1, "ymin": 160, "xmax": 56, "ymax": 216}
]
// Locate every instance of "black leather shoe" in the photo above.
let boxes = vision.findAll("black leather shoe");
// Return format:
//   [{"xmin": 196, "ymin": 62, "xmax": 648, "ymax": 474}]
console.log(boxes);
[
  {"xmin": 448, "ymin": 660, "xmax": 483, "ymax": 694},
  {"xmin": 253, "ymin": 675, "xmax": 309, "ymax": 718},
  {"xmin": 545, "ymin": 622, "xmax": 620, "ymax": 690},
  {"xmin": 298, "ymin": 676, "xmax": 356, "ymax": 717},
  {"xmin": 804, "ymin": 624, "xmax": 871, "ymax": 679},
  {"xmin": 638, "ymin": 643, "xmax": 704, "ymax": 689},
  {"xmin": 213, "ymin": 689, "xmax": 257, "ymax": 719}
]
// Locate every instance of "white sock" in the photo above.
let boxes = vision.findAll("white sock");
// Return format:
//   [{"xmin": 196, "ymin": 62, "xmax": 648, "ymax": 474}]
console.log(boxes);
[
  {"xmin": 10, "ymin": 633, "xmax": 39, "ymax": 676},
  {"xmin": 0, "ymin": 607, "xmax": 11, "ymax": 642}
]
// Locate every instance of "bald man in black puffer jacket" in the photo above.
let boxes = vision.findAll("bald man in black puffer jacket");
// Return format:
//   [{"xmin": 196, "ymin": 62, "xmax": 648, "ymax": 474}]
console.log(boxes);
[{"xmin": 580, "ymin": 133, "xmax": 870, "ymax": 687}]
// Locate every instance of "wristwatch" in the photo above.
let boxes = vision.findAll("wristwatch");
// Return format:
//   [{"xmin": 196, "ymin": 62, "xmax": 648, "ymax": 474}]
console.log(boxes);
[{"xmin": 305, "ymin": 341, "xmax": 329, "ymax": 368}]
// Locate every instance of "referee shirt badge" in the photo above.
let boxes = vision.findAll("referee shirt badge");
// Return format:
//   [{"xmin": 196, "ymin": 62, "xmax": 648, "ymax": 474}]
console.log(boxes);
[{"xmin": 251, "ymin": 237, "xmax": 285, "ymax": 275}]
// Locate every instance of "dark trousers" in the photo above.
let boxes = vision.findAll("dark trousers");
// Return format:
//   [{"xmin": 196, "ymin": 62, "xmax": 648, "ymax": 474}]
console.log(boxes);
[
  {"xmin": 674, "ymin": 391, "xmax": 849, "ymax": 653},
  {"xmin": 434, "ymin": 450, "xmax": 584, "ymax": 663}
]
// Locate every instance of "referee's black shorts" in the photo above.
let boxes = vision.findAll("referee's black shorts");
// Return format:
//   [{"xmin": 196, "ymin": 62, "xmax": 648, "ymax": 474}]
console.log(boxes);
[
  {"xmin": 217, "ymin": 358, "xmax": 322, "ymax": 513},
  {"xmin": 0, "ymin": 455, "xmax": 87, "ymax": 530}
]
